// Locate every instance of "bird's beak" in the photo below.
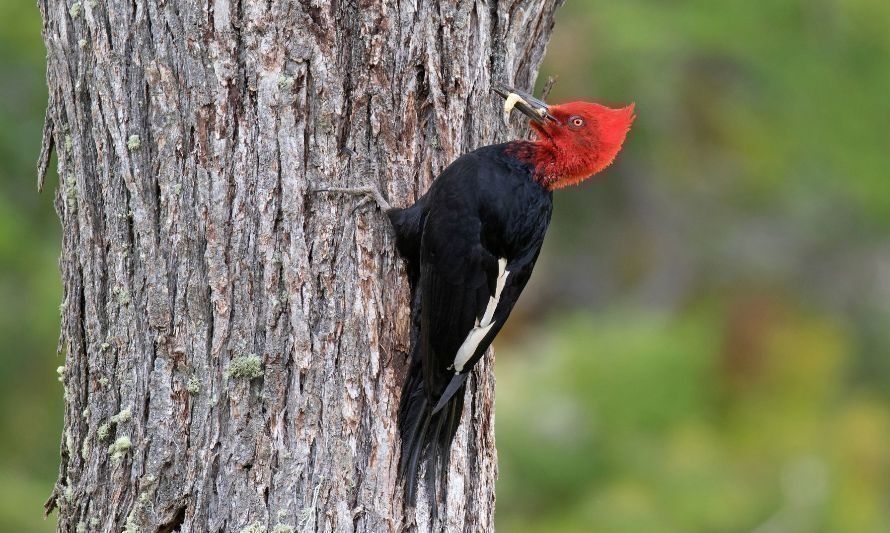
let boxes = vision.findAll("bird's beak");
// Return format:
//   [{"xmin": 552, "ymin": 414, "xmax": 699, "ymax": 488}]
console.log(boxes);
[{"xmin": 492, "ymin": 84, "xmax": 558, "ymax": 126}]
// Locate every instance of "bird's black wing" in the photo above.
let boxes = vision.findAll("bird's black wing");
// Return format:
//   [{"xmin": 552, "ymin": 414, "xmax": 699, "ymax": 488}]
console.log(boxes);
[
  {"xmin": 427, "ymin": 244, "xmax": 543, "ymax": 413},
  {"xmin": 420, "ymin": 212, "xmax": 547, "ymax": 406},
  {"xmin": 417, "ymin": 210, "xmax": 500, "ymax": 399},
  {"xmin": 397, "ymin": 203, "xmax": 500, "ymax": 502},
  {"xmin": 447, "ymin": 245, "xmax": 542, "ymax": 373}
]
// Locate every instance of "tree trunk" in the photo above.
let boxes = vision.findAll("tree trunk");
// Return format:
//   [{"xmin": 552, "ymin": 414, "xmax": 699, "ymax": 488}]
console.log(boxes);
[{"xmin": 40, "ymin": 0, "xmax": 560, "ymax": 530}]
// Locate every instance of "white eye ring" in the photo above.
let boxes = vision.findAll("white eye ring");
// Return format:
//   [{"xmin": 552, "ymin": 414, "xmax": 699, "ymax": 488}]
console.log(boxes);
[{"xmin": 569, "ymin": 116, "xmax": 585, "ymax": 128}]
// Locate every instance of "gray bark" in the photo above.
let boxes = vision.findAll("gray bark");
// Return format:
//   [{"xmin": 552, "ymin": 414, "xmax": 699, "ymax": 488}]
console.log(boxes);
[{"xmin": 40, "ymin": 0, "xmax": 560, "ymax": 530}]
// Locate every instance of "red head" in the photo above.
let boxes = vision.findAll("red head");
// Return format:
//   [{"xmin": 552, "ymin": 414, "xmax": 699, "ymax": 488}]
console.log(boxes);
[
  {"xmin": 494, "ymin": 86, "xmax": 635, "ymax": 190},
  {"xmin": 530, "ymin": 102, "xmax": 635, "ymax": 189}
]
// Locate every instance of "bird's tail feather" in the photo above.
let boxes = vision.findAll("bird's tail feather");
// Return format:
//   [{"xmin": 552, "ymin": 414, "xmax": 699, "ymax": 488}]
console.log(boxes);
[{"xmin": 398, "ymin": 361, "xmax": 466, "ymax": 507}]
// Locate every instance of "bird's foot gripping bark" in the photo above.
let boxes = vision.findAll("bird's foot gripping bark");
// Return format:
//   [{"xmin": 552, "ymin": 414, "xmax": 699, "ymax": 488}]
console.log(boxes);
[{"xmin": 314, "ymin": 185, "xmax": 391, "ymax": 211}]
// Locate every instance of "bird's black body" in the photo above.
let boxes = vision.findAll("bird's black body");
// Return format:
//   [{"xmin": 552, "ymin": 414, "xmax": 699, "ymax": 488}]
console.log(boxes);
[{"xmin": 389, "ymin": 142, "xmax": 553, "ymax": 504}]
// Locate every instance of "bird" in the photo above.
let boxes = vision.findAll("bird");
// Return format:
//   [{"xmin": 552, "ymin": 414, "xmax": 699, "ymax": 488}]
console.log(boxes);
[{"xmin": 318, "ymin": 84, "xmax": 634, "ymax": 508}]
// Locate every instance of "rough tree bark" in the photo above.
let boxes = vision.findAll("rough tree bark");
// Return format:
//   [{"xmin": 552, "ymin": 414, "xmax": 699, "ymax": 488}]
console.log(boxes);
[{"xmin": 39, "ymin": 0, "xmax": 560, "ymax": 530}]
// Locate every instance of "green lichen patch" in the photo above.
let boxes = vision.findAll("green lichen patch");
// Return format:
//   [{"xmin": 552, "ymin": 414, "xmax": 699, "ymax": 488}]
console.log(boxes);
[
  {"xmin": 57, "ymin": 366, "xmax": 65, "ymax": 383},
  {"xmin": 69, "ymin": 2, "xmax": 82, "ymax": 19},
  {"xmin": 186, "ymin": 375, "xmax": 202, "ymax": 395},
  {"xmin": 272, "ymin": 525, "xmax": 295, "ymax": 533},
  {"xmin": 113, "ymin": 285, "xmax": 131, "ymax": 305},
  {"xmin": 81, "ymin": 439, "xmax": 90, "ymax": 461},
  {"xmin": 65, "ymin": 177, "xmax": 77, "ymax": 209},
  {"xmin": 227, "ymin": 354, "xmax": 264, "ymax": 380},
  {"xmin": 123, "ymin": 513, "xmax": 140, "ymax": 533},
  {"xmin": 108, "ymin": 436, "xmax": 131, "ymax": 464},
  {"xmin": 97, "ymin": 423, "xmax": 110, "ymax": 441},
  {"xmin": 110, "ymin": 407, "xmax": 132, "ymax": 424},
  {"xmin": 126, "ymin": 134, "xmax": 141, "ymax": 151},
  {"xmin": 98, "ymin": 376, "xmax": 109, "ymax": 388},
  {"xmin": 277, "ymin": 74, "xmax": 296, "ymax": 90},
  {"xmin": 124, "ymin": 494, "xmax": 149, "ymax": 533}
]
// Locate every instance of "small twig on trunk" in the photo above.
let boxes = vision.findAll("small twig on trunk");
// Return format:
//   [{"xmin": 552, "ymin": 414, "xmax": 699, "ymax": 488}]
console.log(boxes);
[
  {"xmin": 37, "ymin": 105, "xmax": 54, "ymax": 193},
  {"xmin": 540, "ymin": 75, "xmax": 558, "ymax": 101}
]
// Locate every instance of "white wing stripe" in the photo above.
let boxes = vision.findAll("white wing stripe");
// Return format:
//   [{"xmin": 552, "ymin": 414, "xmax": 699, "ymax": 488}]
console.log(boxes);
[
  {"xmin": 453, "ymin": 322, "xmax": 495, "ymax": 372},
  {"xmin": 453, "ymin": 258, "xmax": 509, "ymax": 372},
  {"xmin": 480, "ymin": 258, "xmax": 509, "ymax": 327}
]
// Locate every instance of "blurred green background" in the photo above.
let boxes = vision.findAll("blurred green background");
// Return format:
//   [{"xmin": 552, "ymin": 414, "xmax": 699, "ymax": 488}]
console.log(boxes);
[
  {"xmin": 0, "ymin": 1, "xmax": 67, "ymax": 531},
  {"xmin": 1, "ymin": 0, "xmax": 888, "ymax": 531},
  {"xmin": 497, "ymin": 1, "xmax": 890, "ymax": 531}
]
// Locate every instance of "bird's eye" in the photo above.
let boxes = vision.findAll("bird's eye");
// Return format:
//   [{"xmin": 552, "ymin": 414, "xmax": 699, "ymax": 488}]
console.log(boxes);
[{"xmin": 568, "ymin": 116, "xmax": 585, "ymax": 129}]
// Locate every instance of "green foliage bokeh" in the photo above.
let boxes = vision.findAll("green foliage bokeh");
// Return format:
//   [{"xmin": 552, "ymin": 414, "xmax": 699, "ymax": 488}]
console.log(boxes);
[
  {"xmin": 0, "ymin": 2, "xmax": 63, "ymax": 532},
  {"xmin": 496, "ymin": 0, "xmax": 890, "ymax": 531}
]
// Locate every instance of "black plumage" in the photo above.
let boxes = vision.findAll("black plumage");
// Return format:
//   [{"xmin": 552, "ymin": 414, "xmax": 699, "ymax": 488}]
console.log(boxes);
[{"xmin": 389, "ymin": 142, "xmax": 553, "ymax": 505}]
